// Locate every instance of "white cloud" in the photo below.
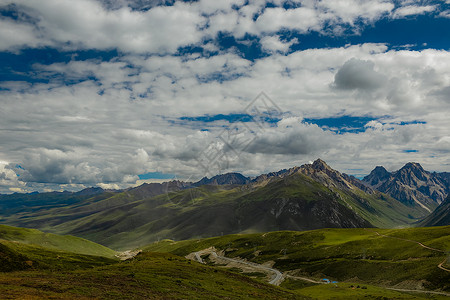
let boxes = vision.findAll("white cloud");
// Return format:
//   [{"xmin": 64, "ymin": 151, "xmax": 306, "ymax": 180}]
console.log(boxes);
[
  {"xmin": 392, "ymin": 5, "xmax": 437, "ymax": 18},
  {"xmin": 438, "ymin": 10, "xmax": 450, "ymax": 18},
  {"xmin": 0, "ymin": 0, "xmax": 440, "ymax": 55},
  {"xmin": 0, "ymin": 19, "xmax": 42, "ymax": 51},
  {"xmin": 4, "ymin": 0, "xmax": 205, "ymax": 53},
  {"xmin": 0, "ymin": 161, "xmax": 23, "ymax": 190},
  {"xmin": 260, "ymin": 35, "xmax": 298, "ymax": 53}
]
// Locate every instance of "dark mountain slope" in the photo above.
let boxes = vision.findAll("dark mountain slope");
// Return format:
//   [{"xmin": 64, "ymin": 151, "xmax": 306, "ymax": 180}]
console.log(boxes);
[{"xmin": 419, "ymin": 195, "xmax": 450, "ymax": 227}]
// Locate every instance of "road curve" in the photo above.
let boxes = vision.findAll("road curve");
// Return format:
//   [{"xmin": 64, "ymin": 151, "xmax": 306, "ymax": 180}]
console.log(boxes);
[
  {"xmin": 211, "ymin": 252, "xmax": 284, "ymax": 285},
  {"xmin": 192, "ymin": 250, "xmax": 283, "ymax": 285},
  {"xmin": 438, "ymin": 258, "xmax": 450, "ymax": 272}
]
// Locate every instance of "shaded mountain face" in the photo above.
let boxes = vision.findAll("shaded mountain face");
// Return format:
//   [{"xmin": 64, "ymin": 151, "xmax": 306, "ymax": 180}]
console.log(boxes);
[
  {"xmin": 127, "ymin": 181, "xmax": 190, "ymax": 199},
  {"xmin": 419, "ymin": 195, "xmax": 450, "ymax": 227},
  {"xmin": 363, "ymin": 162, "xmax": 449, "ymax": 212}
]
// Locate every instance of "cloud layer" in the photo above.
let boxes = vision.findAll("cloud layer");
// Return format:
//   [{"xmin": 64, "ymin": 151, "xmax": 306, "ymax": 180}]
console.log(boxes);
[{"xmin": 0, "ymin": 0, "xmax": 449, "ymax": 192}]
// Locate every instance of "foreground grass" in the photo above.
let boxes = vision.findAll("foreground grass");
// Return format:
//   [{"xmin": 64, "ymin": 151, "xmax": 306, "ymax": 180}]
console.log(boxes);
[
  {"xmin": 0, "ymin": 252, "xmax": 301, "ymax": 299},
  {"xmin": 281, "ymin": 279, "xmax": 448, "ymax": 300}
]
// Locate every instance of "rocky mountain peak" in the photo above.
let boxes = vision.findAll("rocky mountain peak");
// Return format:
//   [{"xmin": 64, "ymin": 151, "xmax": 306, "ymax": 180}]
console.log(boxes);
[
  {"xmin": 362, "ymin": 166, "xmax": 390, "ymax": 188},
  {"xmin": 373, "ymin": 166, "xmax": 389, "ymax": 175},
  {"xmin": 400, "ymin": 162, "xmax": 425, "ymax": 174},
  {"xmin": 396, "ymin": 162, "xmax": 428, "ymax": 182},
  {"xmin": 311, "ymin": 158, "xmax": 331, "ymax": 171}
]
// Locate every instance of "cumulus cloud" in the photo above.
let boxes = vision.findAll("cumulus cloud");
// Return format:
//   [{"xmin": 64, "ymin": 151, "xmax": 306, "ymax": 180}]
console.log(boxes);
[
  {"xmin": 246, "ymin": 117, "xmax": 334, "ymax": 155},
  {"xmin": 333, "ymin": 58, "xmax": 387, "ymax": 90},
  {"xmin": 2, "ymin": 0, "xmax": 205, "ymax": 53},
  {"xmin": 0, "ymin": 162, "xmax": 23, "ymax": 190}
]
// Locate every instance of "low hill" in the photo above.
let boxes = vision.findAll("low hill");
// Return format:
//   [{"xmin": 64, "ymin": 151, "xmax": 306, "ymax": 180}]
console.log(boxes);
[
  {"xmin": 0, "ymin": 225, "xmax": 117, "ymax": 272},
  {"xmin": 0, "ymin": 224, "xmax": 116, "ymax": 258}
]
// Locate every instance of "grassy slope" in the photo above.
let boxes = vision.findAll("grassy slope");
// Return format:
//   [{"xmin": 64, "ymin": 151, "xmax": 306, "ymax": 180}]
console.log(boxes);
[
  {"xmin": 0, "ymin": 240, "xmax": 116, "ymax": 272},
  {"xmin": 0, "ymin": 251, "xmax": 302, "ymax": 299},
  {"xmin": 0, "ymin": 224, "xmax": 116, "ymax": 258},
  {"xmin": 144, "ymin": 226, "xmax": 450, "ymax": 292}
]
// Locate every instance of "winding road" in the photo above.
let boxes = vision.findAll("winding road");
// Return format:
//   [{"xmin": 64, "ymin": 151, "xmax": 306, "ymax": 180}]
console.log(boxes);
[{"xmin": 191, "ymin": 249, "xmax": 284, "ymax": 285}]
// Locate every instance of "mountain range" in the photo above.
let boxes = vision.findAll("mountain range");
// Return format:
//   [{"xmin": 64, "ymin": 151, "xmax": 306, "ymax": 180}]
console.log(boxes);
[
  {"xmin": 1, "ymin": 159, "xmax": 447, "ymax": 250},
  {"xmin": 362, "ymin": 162, "xmax": 449, "ymax": 212}
]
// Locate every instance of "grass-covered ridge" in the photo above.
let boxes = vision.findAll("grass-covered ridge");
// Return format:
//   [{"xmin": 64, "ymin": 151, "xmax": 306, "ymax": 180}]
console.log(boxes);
[{"xmin": 0, "ymin": 224, "xmax": 116, "ymax": 258}]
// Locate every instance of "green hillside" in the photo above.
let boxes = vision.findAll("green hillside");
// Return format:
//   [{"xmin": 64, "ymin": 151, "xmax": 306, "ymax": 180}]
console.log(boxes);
[
  {"xmin": 145, "ymin": 226, "xmax": 450, "ymax": 294},
  {"xmin": 0, "ymin": 240, "xmax": 116, "ymax": 272},
  {"xmin": 0, "ymin": 224, "xmax": 116, "ymax": 258}
]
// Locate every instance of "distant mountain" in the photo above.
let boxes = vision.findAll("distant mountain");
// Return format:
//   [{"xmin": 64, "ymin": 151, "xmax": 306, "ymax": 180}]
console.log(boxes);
[
  {"xmin": 127, "ymin": 181, "xmax": 190, "ymax": 199},
  {"xmin": 74, "ymin": 187, "xmax": 105, "ymax": 196},
  {"xmin": 362, "ymin": 162, "xmax": 449, "ymax": 212},
  {"xmin": 193, "ymin": 172, "xmax": 250, "ymax": 186},
  {"xmin": 419, "ymin": 195, "xmax": 450, "ymax": 227}
]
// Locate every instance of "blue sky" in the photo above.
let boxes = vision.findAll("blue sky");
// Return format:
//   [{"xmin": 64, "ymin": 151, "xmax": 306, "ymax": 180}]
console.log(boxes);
[{"xmin": 0, "ymin": 0, "xmax": 449, "ymax": 192}]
